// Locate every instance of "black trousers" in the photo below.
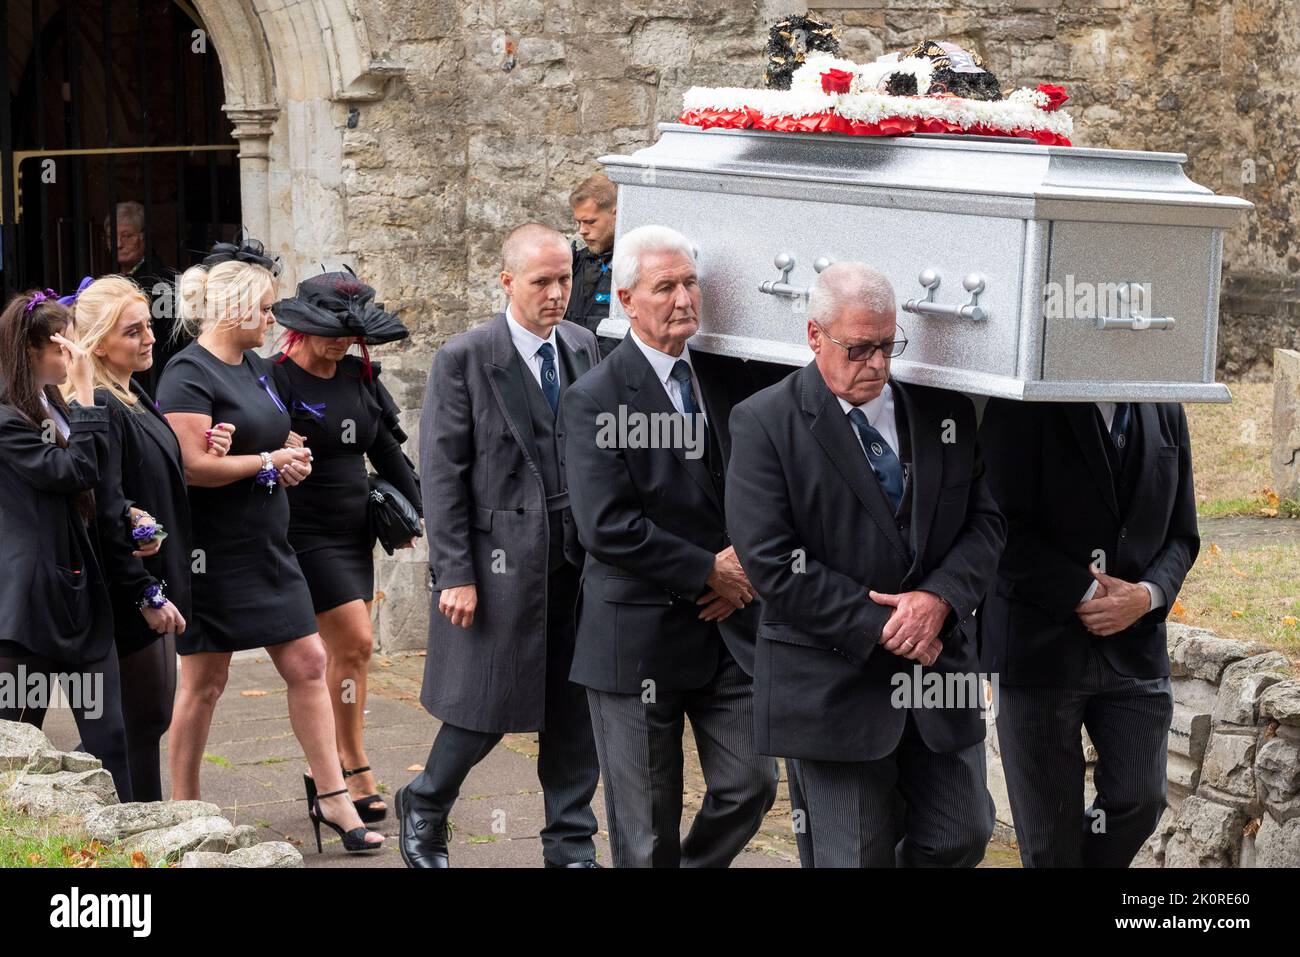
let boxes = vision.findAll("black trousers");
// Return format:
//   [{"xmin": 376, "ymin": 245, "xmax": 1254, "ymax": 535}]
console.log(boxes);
[
  {"xmin": 996, "ymin": 642, "xmax": 1173, "ymax": 867},
  {"xmin": 788, "ymin": 710, "xmax": 994, "ymax": 868},
  {"xmin": 586, "ymin": 647, "xmax": 780, "ymax": 868},
  {"xmin": 406, "ymin": 566, "xmax": 600, "ymax": 865},
  {"xmin": 0, "ymin": 641, "xmax": 133, "ymax": 804}
]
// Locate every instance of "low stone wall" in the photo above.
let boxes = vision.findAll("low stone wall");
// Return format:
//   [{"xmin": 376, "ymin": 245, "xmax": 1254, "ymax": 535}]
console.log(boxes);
[
  {"xmin": 0, "ymin": 720, "xmax": 301, "ymax": 868},
  {"xmin": 987, "ymin": 623, "xmax": 1300, "ymax": 866}
]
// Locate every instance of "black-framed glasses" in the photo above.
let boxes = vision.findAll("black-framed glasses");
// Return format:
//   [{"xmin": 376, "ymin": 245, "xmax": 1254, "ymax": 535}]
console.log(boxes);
[{"xmin": 818, "ymin": 325, "xmax": 908, "ymax": 362}]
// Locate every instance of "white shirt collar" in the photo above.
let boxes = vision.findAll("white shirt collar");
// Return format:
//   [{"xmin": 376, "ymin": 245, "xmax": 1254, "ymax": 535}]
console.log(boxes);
[
  {"xmin": 504, "ymin": 304, "xmax": 558, "ymax": 360},
  {"xmin": 629, "ymin": 326, "xmax": 692, "ymax": 386},
  {"xmin": 836, "ymin": 380, "xmax": 894, "ymax": 425}
]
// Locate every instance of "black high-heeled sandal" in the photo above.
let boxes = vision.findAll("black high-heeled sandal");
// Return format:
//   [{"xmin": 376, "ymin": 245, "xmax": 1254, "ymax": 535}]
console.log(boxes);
[
  {"xmin": 343, "ymin": 765, "xmax": 387, "ymax": 823},
  {"xmin": 308, "ymin": 788, "xmax": 385, "ymax": 854}
]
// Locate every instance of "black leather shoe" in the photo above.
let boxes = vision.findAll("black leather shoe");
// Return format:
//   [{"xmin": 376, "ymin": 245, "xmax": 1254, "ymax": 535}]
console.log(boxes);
[
  {"xmin": 544, "ymin": 858, "xmax": 602, "ymax": 868},
  {"xmin": 395, "ymin": 784, "xmax": 450, "ymax": 869}
]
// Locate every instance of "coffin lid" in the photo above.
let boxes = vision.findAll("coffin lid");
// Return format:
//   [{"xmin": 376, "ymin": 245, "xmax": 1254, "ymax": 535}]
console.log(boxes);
[{"xmin": 600, "ymin": 124, "xmax": 1251, "ymax": 228}]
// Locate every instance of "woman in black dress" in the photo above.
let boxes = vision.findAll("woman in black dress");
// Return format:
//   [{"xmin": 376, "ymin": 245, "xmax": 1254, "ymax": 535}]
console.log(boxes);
[
  {"xmin": 157, "ymin": 240, "xmax": 382, "ymax": 852},
  {"xmin": 0, "ymin": 289, "xmax": 133, "ymax": 800},
  {"xmin": 270, "ymin": 271, "xmax": 423, "ymax": 821},
  {"xmin": 72, "ymin": 274, "xmax": 234, "ymax": 801}
]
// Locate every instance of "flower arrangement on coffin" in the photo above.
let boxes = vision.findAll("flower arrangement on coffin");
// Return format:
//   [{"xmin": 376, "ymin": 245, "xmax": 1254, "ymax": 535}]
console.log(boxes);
[{"xmin": 681, "ymin": 16, "xmax": 1073, "ymax": 146}]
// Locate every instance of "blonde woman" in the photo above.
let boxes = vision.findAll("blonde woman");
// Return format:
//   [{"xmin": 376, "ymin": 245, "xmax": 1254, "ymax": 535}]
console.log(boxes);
[
  {"xmin": 157, "ymin": 239, "xmax": 383, "ymax": 852},
  {"xmin": 70, "ymin": 275, "xmax": 233, "ymax": 801}
]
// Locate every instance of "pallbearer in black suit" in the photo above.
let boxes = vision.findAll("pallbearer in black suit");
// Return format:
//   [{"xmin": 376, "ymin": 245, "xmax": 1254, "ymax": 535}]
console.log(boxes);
[
  {"xmin": 0, "ymin": 290, "xmax": 131, "ymax": 798},
  {"xmin": 270, "ymin": 271, "xmax": 423, "ymax": 823},
  {"xmin": 726, "ymin": 263, "xmax": 1006, "ymax": 868},
  {"xmin": 72, "ymin": 276, "xmax": 221, "ymax": 802},
  {"xmin": 158, "ymin": 239, "xmax": 382, "ymax": 853},
  {"xmin": 561, "ymin": 224, "xmax": 780, "ymax": 868},
  {"xmin": 396, "ymin": 224, "xmax": 602, "ymax": 868},
  {"xmin": 980, "ymin": 395, "xmax": 1198, "ymax": 867}
]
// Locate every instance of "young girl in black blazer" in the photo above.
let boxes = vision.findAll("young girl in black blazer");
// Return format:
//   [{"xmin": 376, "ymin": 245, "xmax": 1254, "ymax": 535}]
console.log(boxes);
[{"xmin": 0, "ymin": 290, "xmax": 133, "ymax": 800}]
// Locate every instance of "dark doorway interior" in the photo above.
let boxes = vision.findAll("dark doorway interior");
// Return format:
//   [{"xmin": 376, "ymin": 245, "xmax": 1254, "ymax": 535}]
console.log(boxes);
[{"xmin": 1, "ymin": 0, "xmax": 242, "ymax": 298}]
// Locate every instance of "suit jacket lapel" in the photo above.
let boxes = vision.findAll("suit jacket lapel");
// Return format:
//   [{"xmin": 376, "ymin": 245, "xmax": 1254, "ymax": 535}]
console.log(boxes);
[
  {"xmin": 133, "ymin": 382, "xmax": 187, "ymax": 489},
  {"xmin": 895, "ymin": 382, "xmax": 940, "ymax": 572},
  {"xmin": 1120, "ymin": 402, "xmax": 1157, "ymax": 525},
  {"xmin": 556, "ymin": 323, "xmax": 595, "ymax": 387},
  {"xmin": 484, "ymin": 314, "xmax": 541, "ymax": 471},
  {"xmin": 1066, "ymin": 403, "xmax": 1120, "ymax": 517},
  {"xmin": 691, "ymin": 350, "xmax": 732, "ymax": 467},
  {"xmin": 802, "ymin": 363, "xmax": 910, "ymax": 564},
  {"xmin": 624, "ymin": 342, "xmax": 720, "ymax": 509}
]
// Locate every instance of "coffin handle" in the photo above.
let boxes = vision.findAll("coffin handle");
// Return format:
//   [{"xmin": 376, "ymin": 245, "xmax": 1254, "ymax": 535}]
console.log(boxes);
[
  {"xmin": 758, "ymin": 253, "xmax": 836, "ymax": 301},
  {"xmin": 1094, "ymin": 284, "xmax": 1175, "ymax": 330},
  {"xmin": 1093, "ymin": 316, "xmax": 1176, "ymax": 330},
  {"xmin": 900, "ymin": 269, "xmax": 988, "ymax": 322}
]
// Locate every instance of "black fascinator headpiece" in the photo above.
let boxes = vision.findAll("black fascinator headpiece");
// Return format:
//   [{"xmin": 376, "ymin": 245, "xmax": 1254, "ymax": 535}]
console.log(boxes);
[
  {"xmin": 202, "ymin": 236, "xmax": 282, "ymax": 277},
  {"xmin": 271, "ymin": 266, "xmax": 408, "ymax": 345}
]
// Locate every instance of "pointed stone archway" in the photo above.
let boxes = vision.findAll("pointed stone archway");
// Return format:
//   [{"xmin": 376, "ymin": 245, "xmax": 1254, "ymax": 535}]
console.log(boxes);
[{"xmin": 188, "ymin": 0, "xmax": 403, "ymax": 283}]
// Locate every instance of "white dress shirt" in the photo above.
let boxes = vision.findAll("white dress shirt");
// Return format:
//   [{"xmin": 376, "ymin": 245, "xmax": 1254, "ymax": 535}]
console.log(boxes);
[
  {"xmin": 837, "ymin": 381, "xmax": 900, "ymax": 464},
  {"xmin": 505, "ymin": 304, "xmax": 560, "ymax": 390},
  {"xmin": 1080, "ymin": 400, "xmax": 1164, "ymax": 610},
  {"xmin": 629, "ymin": 328, "xmax": 708, "ymax": 426}
]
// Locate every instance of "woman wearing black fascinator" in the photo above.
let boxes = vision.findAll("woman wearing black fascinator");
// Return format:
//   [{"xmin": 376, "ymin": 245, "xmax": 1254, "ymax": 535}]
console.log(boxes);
[
  {"xmin": 270, "ymin": 268, "xmax": 423, "ymax": 824},
  {"xmin": 156, "ymin": 238, "xmax": 384, "ymax": 853}
]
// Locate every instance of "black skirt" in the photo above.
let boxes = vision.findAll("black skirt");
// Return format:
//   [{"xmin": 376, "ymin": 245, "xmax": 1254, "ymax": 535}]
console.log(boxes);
[{"xmin": 157, "ymin": 345, "xmax": 317, "ymax": 654}]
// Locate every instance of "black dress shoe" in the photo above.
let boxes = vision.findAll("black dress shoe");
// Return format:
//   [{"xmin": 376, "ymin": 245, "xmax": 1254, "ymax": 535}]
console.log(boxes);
[
  {"xmin": 395, "ymin": 784, "xmax": 450, "ymax": 869},
  {"xmin": 544, "ymin": 858, "xmax": 602, "ymax": 868}
]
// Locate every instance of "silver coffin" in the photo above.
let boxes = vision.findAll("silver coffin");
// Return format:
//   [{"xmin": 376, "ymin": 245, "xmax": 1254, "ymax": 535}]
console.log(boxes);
[{"xmin": 598, "ymin": 123, "xmax": 1251, "ymax": 402}]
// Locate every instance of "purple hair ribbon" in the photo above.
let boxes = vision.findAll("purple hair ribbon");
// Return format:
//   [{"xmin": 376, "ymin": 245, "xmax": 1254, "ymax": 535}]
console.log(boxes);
[
  {"xmin": 24, "ymin": 289, "xmax": 57, "ymax": 313},
  {"xmin": 57, "ymin": 276, "xmax": 95, "ymax": 307}
]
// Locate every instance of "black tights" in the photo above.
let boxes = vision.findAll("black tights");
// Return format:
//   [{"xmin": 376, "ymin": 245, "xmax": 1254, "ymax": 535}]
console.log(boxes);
[
  {"xmin": 114, "ymin": 636, "xmax": 177, "ymax": 802},
  {"xmin": 0, "ymin": 644, "xmax": 134, "ymax": 803}
]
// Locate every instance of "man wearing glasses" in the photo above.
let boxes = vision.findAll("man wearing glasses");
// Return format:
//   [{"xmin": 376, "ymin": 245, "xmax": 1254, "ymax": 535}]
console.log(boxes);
[
  {"xmin": 103, "ymin": 201, "xmax": 182, "ymax": 394},
  {"xmin": 726, "ymin": 262, "xmax": 1006, "ymax": 867}
]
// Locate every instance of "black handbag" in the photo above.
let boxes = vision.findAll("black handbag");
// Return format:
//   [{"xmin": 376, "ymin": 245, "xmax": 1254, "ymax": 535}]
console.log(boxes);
[{"xmin": 367, "ymin": 474, "xmax": 423, "ymax": 555}]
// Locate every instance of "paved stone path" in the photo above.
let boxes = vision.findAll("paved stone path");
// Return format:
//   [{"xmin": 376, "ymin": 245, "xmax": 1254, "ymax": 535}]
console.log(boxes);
[{"xmin": 39, "ymin": 652, "xmax": 1020, "ymax": 868}]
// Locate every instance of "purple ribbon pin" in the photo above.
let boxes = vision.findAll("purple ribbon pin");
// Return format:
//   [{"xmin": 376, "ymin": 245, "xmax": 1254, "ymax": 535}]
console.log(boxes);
[
  {"xmin": 293, "ymin": 399, "xmax": 326, "ymax": 421},
  {"xmin": 257, "ymin": 375, "xmax": 288, "ymax": 414}
]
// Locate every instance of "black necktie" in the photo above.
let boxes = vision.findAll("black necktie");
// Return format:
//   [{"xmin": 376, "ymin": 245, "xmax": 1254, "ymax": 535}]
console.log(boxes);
[
  {"xmin": 1111, "ymin": 402, "xmax": 1131, "ymax": 455},
  {"xmin": 537, "ymin": 342, "xmax": 560, "ymax": 415}
]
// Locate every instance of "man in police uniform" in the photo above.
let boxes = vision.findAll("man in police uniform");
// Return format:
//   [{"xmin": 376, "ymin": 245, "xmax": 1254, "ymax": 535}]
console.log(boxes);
[{"xmin": 565, "ymin": 173, "xmax": 619, "ymax": 357}]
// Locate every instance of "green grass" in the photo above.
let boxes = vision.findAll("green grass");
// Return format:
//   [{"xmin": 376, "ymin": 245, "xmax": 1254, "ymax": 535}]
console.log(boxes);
[
  {"xmin": 1197, "ymin": 494, "xmax": 1300, "ymax": 520},
  {"xmin": 202, "ymin": 753, "xmax": 232, "ymax": 768},
  {"xmin": 0, "ymin": 803, "xmax": 150, "ymax": 869},
  {"xmin": 1176, "ymin": 543, "xmax": 1300, "ymax": 658}
]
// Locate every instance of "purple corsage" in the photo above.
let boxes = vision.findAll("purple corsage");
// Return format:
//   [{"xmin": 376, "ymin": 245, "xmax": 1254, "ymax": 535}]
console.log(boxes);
[
  {"xmin": 131, "ymin": 520, "xmax": 168, "ymax": 544},
  {"xmin": 255, "ymin": 465, "xmax": 280, "ymax": 492},
  {"xmin": 138, "ymin": 580, "xmax": 169, "ymax": 611}
]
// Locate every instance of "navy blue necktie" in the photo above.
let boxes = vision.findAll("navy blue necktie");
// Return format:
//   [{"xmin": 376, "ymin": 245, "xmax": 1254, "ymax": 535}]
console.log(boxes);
[
  {"xmin": 848, "ymin": 408, "xmax": 904, "ymax": 512},
  {"xmin": 669, "ymin": 359, "xmax": 702, "ymax": 415},
  {"xmin": 537, "ymin": 342, "xmax": 560, "ymax": 414}
]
